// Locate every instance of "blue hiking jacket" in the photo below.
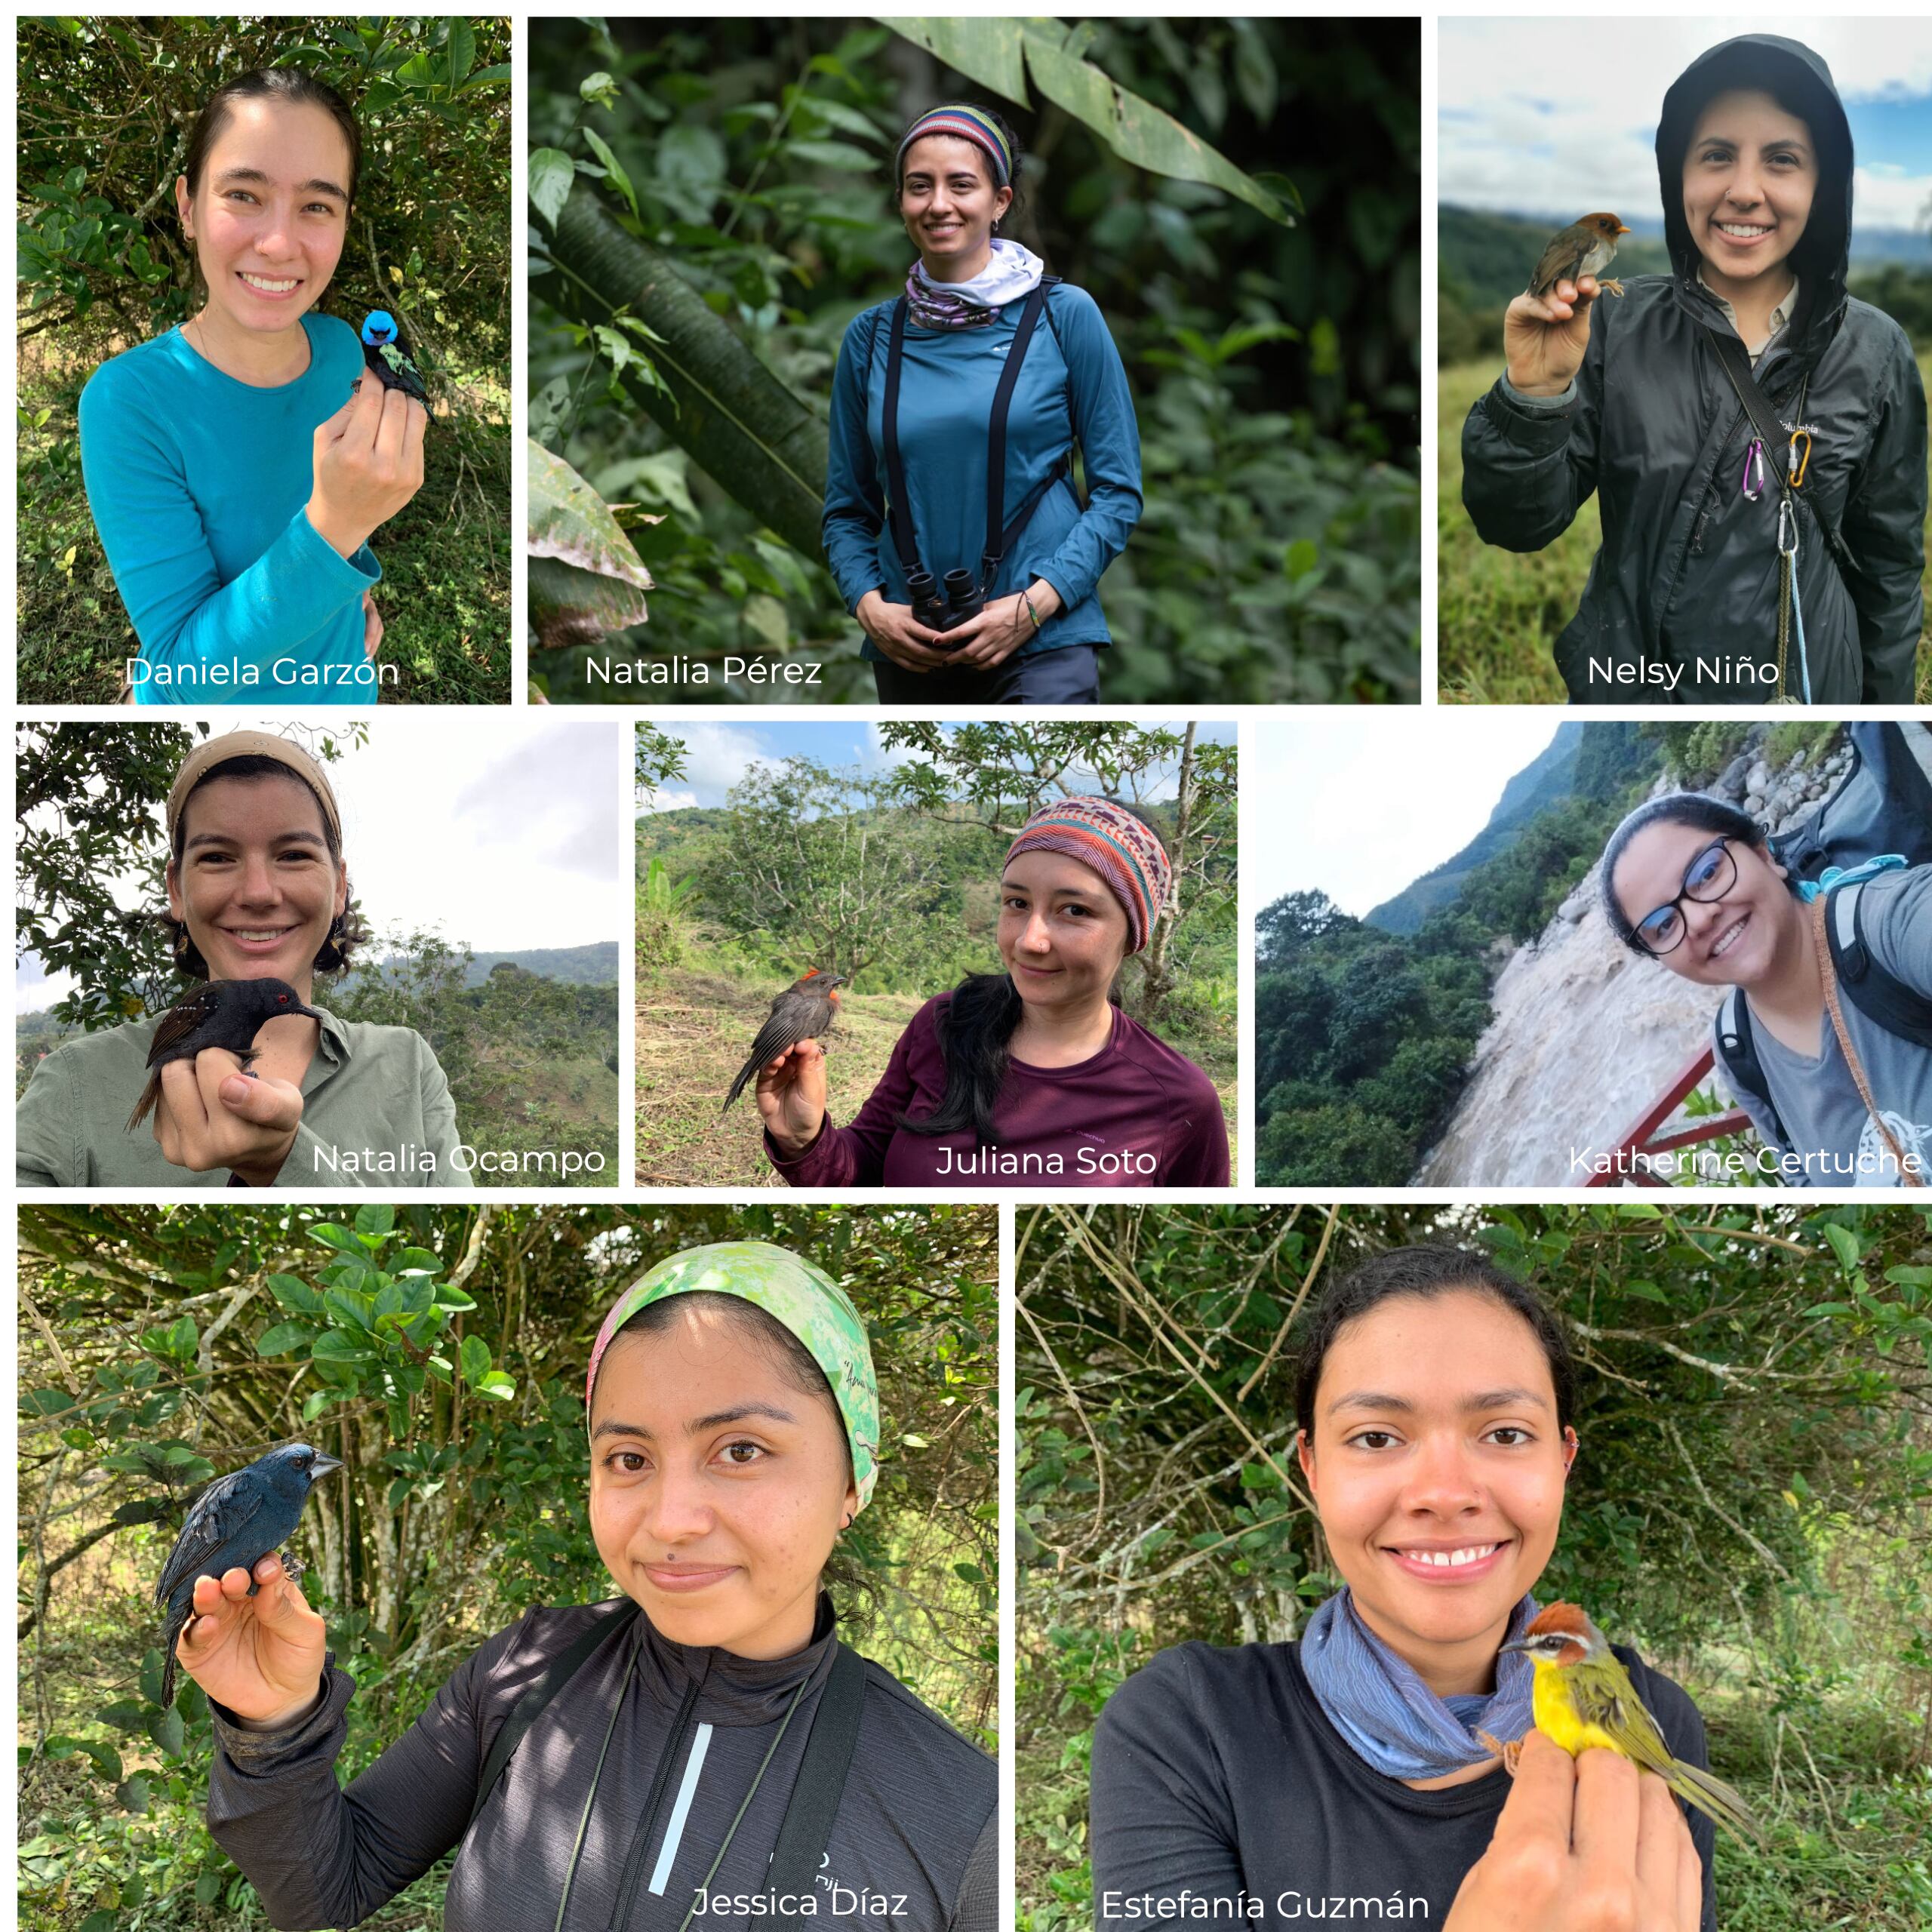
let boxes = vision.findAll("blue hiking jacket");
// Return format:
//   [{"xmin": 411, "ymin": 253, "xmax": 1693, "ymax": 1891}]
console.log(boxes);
[{"xmin": 823, "ymin": 282, "xmax": 1142, "ymax": 659}]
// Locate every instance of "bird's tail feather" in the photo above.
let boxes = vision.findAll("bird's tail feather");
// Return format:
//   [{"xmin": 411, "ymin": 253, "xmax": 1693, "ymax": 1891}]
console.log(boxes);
[
  {"xmin": 1669, "ymin": 1759, "xmax": 1766, "ymax": 1848},
  {"xmin": 127, "ymin": 1072, "xmax": 162, "ymax": 1134},
  {"xmin": 721, "ymin": 1056, "xmax": 759, "ymax": 1114}
]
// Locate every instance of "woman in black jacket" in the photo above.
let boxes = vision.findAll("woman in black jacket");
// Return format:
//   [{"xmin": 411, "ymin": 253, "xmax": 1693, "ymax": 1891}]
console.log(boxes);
[
  {"xmin": 179, "ymin": 1243, "xmax": 996, "ymax": 1930},
  {"xmin": 1463, "ymin": 34, "xmax": 1927, "ymax": 706}
]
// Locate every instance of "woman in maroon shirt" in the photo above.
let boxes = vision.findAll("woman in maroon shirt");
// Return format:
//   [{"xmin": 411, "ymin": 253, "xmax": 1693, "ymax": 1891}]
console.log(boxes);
[{"xmin": 756, "ymin": 797, "xmax": 1229, "ymax": 1187}]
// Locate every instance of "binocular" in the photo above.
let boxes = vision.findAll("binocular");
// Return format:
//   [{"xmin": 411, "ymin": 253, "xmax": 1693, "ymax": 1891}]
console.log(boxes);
[{"xmin": 905, "ymin": 568, "xmax": 985, "ymax": 642}]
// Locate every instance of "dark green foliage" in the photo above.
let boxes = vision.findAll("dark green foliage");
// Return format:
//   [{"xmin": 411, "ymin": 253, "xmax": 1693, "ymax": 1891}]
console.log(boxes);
[
  {"xmin": 530, "ymin": 19, "xmax": 1419, "ymax": 704},
  {"xmin": 17, "ymin": 15, "xmax": 512, "ymax": 703},
  {"xmin": 1018, "ymin": 1203, "xmax": 1932, "ymax": 1932},
  {"xmin": 20, "ymin": 1204, "xmax": 998, "ymax": 1930}
]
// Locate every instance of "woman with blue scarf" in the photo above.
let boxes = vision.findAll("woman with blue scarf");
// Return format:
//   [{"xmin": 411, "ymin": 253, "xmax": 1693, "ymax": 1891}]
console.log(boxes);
[
  {"xmin": 1091, "ymin": 1247, "xmax": 1715, "ymax": 1932},
  {"xmin": 823, "ymin": 103, "xmax": 1142, "ymax": 705}
]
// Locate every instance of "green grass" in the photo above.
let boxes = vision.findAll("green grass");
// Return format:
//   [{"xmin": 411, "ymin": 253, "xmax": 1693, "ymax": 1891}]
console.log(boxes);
[
  {"xmin": 16, "ymin": 352, "xmax": 511, "ymax": 705},
  {"xmin": 1437, "ymin": 355, "xmax": 1932, "ymax": 705}
]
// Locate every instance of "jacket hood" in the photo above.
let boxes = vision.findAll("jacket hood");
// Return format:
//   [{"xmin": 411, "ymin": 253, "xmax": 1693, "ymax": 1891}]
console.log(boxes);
[{"xmin": 1655, "ymin": 35, "xmax": 1852, "ymax": 350}]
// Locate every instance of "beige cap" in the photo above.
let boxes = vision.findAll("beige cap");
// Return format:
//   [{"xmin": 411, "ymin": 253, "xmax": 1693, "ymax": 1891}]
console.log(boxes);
[{"xmin": 165, "ymin": 731, "xmax": 342, "ymax": 847}]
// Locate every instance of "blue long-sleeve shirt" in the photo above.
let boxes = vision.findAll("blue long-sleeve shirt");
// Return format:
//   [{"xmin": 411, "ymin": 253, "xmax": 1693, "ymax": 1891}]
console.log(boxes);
[
  {"xmin": 823, "ymin": 282, "xmax": 1141, "ymax": 659},
  {"xmin": 78, "ymin": 312, "xmax": 383, "ymax": 706}
]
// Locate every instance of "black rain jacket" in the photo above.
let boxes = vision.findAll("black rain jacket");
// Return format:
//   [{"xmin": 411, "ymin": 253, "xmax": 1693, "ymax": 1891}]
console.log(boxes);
[{"xmin": 1463, "ymin": 35, "xmax": 1927, "ymax": 705}]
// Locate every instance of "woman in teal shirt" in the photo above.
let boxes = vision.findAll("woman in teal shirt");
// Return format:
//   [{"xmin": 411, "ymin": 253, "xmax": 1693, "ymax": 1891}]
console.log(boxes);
[
  {"xmin": 78, "ymin": 68, "xmax": 428, "ymax": 707},
  {"xmin": 823, "ymin": 103, "xmax": 1142, "ymax": 704}
]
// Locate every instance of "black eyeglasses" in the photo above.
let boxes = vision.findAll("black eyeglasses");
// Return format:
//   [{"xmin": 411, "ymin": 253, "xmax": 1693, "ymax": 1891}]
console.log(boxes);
[{"xmin": 1631, "ymin": 838, "xmax": 1738, "ymax": 956}]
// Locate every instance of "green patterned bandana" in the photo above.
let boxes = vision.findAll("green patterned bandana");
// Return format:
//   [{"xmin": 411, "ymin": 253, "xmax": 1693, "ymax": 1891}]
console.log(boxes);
[{"xmin": 586, "ymin": 1242, "xmax": 879, "ymax": 1512}]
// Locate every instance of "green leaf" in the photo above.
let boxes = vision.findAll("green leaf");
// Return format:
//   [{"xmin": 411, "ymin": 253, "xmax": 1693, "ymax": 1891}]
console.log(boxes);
[
  {"xmin": 115, "ymin": 1775, "xmax": 150, "ymax": 1815},
  {"xmin": 255, "ymin": 1322, "xmax": 316, "ymax": 1358},
  {"xmin": 148, "ymin": 1704, "xmax": 184, "ymax": 1757},
  {"xmin": 267, "ymin": 1273, "xmax": 325, "ymax": 1314},
  {"xmin": 325, "ymin": 1287, "xmax": 374, "ymax": 1333},
  {"xmin": 1284, "ymin": 539, "xmax": 1319, "ymax": 583},
  {"xmin": 529, "ymin": 149, "xmax": 574, "ymax": 229},
  {"xmin": 952, "ymin": 1561, "xmax": 986, "ymax": 1583},
  {"xmin": 472, "ymin": 1370, "xmax": 517, "ymax": 1401},
  {"xmin": 459, "ymin": 1335, "xmax": 493, "ymax": 1385},
  {"xmin": 1822, "ymin": 1223, "xmax": 1861, "ymax": 1270},
  {"xmin": 393, "ymin": 1247, "xmax": 445, "ymax": 1278},
  {"xmin": 582, "ymin": 129, "xmax": 638, "ymax": 220},
  {"xmin": 444, "ymin": 15, "xmax": 475, "ymax": 87},
  {"xmin": 24, "ymin": 1387, "xmax": 77, "ymax": 1416},
  {"xmin": 785, "ymin": 139, "xmax": 880, "ymax": 172},
  {"xmin": 139, "ymin": 1651, "xmax": 165, "ymax": 1706},
  {"xmin": 301, "ymin": 1390, "xmax": 337, "ymax": 1423},
  {"xmin": 579, "ymin": 70, "xmax": 619, "ymax": 108},
  {"xmin": 354, "ymin": 1203, "xmax": 395, "ymax": 1240},
  {"xmin": 79, "ymin": 1912, "xmax": 118, "ymax": 1932},
  {"xmin": 528, "ymin": 439, "xmax": 654, "ymax": 636},
  {"xmin": 308, "ymin": 1223, "xmax": 365, "ymax": 1256}
]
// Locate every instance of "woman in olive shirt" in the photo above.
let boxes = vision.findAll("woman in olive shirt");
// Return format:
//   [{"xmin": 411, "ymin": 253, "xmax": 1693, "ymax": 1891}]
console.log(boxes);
[{"xmin": 17, "ymin": 731, "xmax": 461, "ymax": 1187}]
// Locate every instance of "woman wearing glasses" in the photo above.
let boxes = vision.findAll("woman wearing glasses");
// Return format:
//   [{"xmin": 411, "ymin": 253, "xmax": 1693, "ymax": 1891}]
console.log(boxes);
[{"xmin": 1599, "ymin": 794, "xmax": 1932, "ymax": 1185}]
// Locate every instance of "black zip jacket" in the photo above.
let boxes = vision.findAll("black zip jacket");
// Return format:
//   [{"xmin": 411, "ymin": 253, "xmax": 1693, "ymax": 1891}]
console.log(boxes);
[
  {"xmin": 206, "ymin": 1597, "xmax": 998, "ymax": 1930},
  {"xmin": 1463, "ymin": 34, "xmax": 1927, "ymax": 706}
]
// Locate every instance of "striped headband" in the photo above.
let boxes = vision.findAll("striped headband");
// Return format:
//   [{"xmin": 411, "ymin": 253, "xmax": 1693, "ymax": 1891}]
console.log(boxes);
[
  {"xmin": 1004, "ymin": 798, "xmax": 1172, "ymax": 954},
  {"xmin": 896, "ymin": 103, "xmax": 1013, "ymax": 189},
  {"xmin": 585, "ymin": 1241, "xmax": 879, "ymax": 1513}
]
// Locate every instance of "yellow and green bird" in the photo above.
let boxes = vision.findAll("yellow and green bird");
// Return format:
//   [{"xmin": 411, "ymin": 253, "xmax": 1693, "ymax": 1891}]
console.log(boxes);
[{"xmin": 1500, "ymin": 1602, "xmax": 1765, "ymax": 1847}]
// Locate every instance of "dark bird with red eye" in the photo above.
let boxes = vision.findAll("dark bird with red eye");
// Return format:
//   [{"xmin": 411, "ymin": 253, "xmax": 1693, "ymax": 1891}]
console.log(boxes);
[{"xmin": 128, "ymin": 978, "xmax": 325, "ymax": 1132}]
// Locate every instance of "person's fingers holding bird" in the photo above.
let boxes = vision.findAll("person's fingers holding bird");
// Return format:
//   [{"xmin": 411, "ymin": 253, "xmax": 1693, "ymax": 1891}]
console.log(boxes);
[
  {"xmin": 757, "ymin": 1036, "xmax": 830, "ymax": 1150},
  {"xmin": 152, "ymin": 1049, "xmax": 304, "ymax": 1180},
  {"xmin": 180, "ymin": 1555, "xmax": 328, "ymax": 1726}
]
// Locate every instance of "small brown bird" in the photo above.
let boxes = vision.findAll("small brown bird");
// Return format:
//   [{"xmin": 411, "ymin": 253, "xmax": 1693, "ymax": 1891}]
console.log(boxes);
[
  {"xmin": 1527, "ymin": 212, "xmax": 1632, "ymax": 301},
  {"xmin": 722, "ymin": 970, "xmax": 847, "ymax": 1113},
  {"xmin": 128, "ymin": 978, "xmax": 323, "ymax": 1132}
]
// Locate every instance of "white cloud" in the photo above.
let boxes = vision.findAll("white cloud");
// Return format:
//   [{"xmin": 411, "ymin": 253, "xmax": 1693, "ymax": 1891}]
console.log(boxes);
[
  {"xmin": 638, "ymin": 787, "xmax": 700, "ymax": 814},
  {"xmin": 1441, "ymin": 19, "xmax": 1932, "ymax": 224},
  {"xmin": 671, "ymin": 723, "xmax": 777, "ymax": 793}
]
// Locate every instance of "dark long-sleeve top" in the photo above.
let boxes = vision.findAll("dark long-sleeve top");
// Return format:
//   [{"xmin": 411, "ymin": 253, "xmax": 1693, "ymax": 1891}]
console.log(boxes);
[
  {"xmin": 1091, "ymin": 1636, "xmax": 1718, "ymax": 1930},
  {"xmin": 764, "ymin": 995, "xmax": 1229, "ymax": 1188},
  {"xmin": 208, "ymin": 1596, "xmax": 998, "ymax": 1932},
  {"xmin": 823, "ymin": 282, "xmax": 1142, "ymax": 661},
  {"xmin": 78, "ymin": 313, "xmax": 381, "ymax": 705}
]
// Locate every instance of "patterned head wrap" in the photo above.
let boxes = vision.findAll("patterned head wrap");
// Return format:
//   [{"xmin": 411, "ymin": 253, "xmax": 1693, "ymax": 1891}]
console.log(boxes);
[
  {"xmin": 896, "ymin": 103, "xmax": 1013, "ymax": 189},
  {"xmin": 586, "ymin": 1242, "xmax": 880, "ymax": 1513},
  {"xmin": 1004, "ymin": 798, "xmax": 1173, "ymax": 954}
]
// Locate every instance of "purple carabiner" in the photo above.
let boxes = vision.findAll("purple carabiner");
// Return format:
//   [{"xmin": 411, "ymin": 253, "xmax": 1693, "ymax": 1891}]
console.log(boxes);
[{"xmin": 1740, "ymin": 437, "xmax": 1766, "ymax": 502}]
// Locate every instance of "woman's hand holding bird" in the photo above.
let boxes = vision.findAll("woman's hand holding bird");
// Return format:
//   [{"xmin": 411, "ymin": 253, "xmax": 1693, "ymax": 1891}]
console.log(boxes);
[
  {"xmin": 1505, "ymin": 277, "xmax": 1603, "ymax": 398},
  {"xmin": 947, "ymin": 579, "xmax": 1062, "ymax": 669},
  {"xmin": 855, "ymin": 590, "xmax": 954, "ymax": 672},
  {"xmin": 177, "ymin": 1554, "xmax": 330, "ymax": 1730},
  {"xmin": 152, "ymin": 1045, "xmax": 306, "ymax": 1183},
  {"xmin": 306, "ymin": 374, "xmax": 428, "ymax": 558},
  {"xmin": 1444, "ymin": 1731, "xmax": 1701, "ymax": 1932},
  {"xmin": 758, "ymin": 1038, "xmax": 831, "ymax": 1156}
]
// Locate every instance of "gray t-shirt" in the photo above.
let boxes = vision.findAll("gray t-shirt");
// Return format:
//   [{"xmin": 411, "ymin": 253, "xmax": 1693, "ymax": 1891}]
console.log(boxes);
[
  {"xmin": 1722, "ymin": 866, "xmax": 1932, "ymax": 1186},
  {"xmin": 206, "ymin": 1598, "xmax": 997, "ymax": 1931}
]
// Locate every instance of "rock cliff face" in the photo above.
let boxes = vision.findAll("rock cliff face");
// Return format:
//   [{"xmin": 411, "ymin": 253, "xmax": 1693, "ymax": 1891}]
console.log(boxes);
[{"xmin": 1414, "ymin": 731, "xmax": 1855, "ymax": 1186}]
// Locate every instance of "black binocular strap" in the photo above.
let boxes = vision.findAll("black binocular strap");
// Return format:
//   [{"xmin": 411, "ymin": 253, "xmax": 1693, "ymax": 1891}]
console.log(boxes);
[
  {"xmin": 468, "ymin": 1598, "xmax": 640, "ymax": 1831},
  {"xmin": 881, "ymin": 278, "xmax": 1065, "ymax": 589},
  {"xmin": 762, "ymin": 1642, "xmax": 869, "ymax": 1927}
]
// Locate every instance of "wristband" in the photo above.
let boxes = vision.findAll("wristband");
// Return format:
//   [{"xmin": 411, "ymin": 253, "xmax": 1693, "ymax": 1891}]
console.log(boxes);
[{"xmin": 1023, "ymin": 592, "xmax": 1042, "ymax": 632}]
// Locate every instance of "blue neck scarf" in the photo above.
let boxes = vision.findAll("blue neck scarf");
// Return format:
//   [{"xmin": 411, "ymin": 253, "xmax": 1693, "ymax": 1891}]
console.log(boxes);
[
  {"xmin": 1300, "ymin": 1588, "xmax": 1540, "ymax": 1780},
  {"xmin": 1795, "ymin": 853, "xmax": 1906, "ymax": 903}
]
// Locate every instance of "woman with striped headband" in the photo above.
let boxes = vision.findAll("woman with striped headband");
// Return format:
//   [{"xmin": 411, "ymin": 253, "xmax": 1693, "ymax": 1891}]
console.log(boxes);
[
  {"xmin": 182, "ymin": 1242, "xmax": 998, "ymax": 1929},
  {"xmin": 823, "ymin": 102, "xmax": 1143, "ymax": 704},
  {"xmin": 758, "ymin": 798, "xmax": 1229, "ymax": 1185}
]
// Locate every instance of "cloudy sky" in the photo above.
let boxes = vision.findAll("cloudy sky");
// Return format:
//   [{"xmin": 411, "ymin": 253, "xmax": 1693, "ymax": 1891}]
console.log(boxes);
[
  {"xmin": 1247, "ymin": 714, "xmax": 1568, "ymax": 919},
  {"xmin": 1440, "ymin": 20, "xmax": 1932, "ymax": 231},
  {"xmin": 636, "ymin": 721, "xmax": 1238, "ymax": 813},
  {"xmin": 18, "ymin": 718, "xmax": 623, "ymax": 1014}
]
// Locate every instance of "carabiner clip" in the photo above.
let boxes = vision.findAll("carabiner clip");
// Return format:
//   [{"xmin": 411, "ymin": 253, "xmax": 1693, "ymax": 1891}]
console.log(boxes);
[
  {"xmin": 1740, "ymin": 437, "xmax": 1766, "ymax": 502},
  {"xmin": 1787, "ymin": 427, "xmax": 1811, "ymax": 488},
  {"xmin": 1777, "ymin": 496, "xmax": 1798, "ymax": 558}
]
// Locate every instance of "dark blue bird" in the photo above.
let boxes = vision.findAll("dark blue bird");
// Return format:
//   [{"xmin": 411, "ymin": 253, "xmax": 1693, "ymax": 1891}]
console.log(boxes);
[
  {"xmin": 154, "ymin": 1442, "xmax": 342, "ymax": 1707},
  {"xmin": 358, "ymin": 309, "xmax": 429, "ymax": 405}
]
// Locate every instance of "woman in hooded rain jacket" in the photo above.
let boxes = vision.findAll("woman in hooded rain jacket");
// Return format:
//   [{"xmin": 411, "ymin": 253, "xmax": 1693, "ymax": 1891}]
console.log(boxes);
[{"xmin": 1462, "ymin": 35, "xmax": 1927, "ymax": 706}]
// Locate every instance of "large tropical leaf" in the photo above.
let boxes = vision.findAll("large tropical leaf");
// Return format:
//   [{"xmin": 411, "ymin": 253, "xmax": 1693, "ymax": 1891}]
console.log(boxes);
[
  {"xmin": 527, "ymin": 438, "xmax": 654, "ymax": 648},
  {"xmin": 544, "ymin": 187, "xmax": 829, "ymax": 557},
  {"xmin": 881, "ymin": 18, "xmax": 1298, "ymax": 226}
]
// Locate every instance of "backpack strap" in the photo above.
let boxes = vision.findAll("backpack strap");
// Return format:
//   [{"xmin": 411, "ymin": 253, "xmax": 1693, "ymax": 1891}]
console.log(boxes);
[
  {"xmin": 764, "ymin": 1642, "xmax": 869, "ymax": 1927},
  {"xmin": 979, "ymin": 278, "xmax": 1054, "ymax": 583},
  {"xmin": 1825, "ymin": 878, "xmax": 1932, "ymax": 1046},
  {"xmin": 1714, "ymin": 986, "xmax": 1789, "ymax": 1153},
  {"xmin": 467, "ymin": 1599, "xmax": 639, "ymax": 1832}
]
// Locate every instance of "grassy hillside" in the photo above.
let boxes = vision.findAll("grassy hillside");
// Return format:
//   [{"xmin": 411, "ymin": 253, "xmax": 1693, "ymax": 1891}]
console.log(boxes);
[{"xmin": 1436, "ymin": 355, "xmax": 1932, "ymax": 704}]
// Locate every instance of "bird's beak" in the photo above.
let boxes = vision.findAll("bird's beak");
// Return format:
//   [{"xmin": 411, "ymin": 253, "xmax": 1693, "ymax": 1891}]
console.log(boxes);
[
  {"xmin": 1616, "ymin": 223, "xmax": 1631, "ymax": 235},
  {"xmin": 1498, "ymin": 1636, "xmax": 1532, "ymax": 1654},
  {"xmin": 309, "ymin": 1453, "xmax": 344, "ymax": 1478}
]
